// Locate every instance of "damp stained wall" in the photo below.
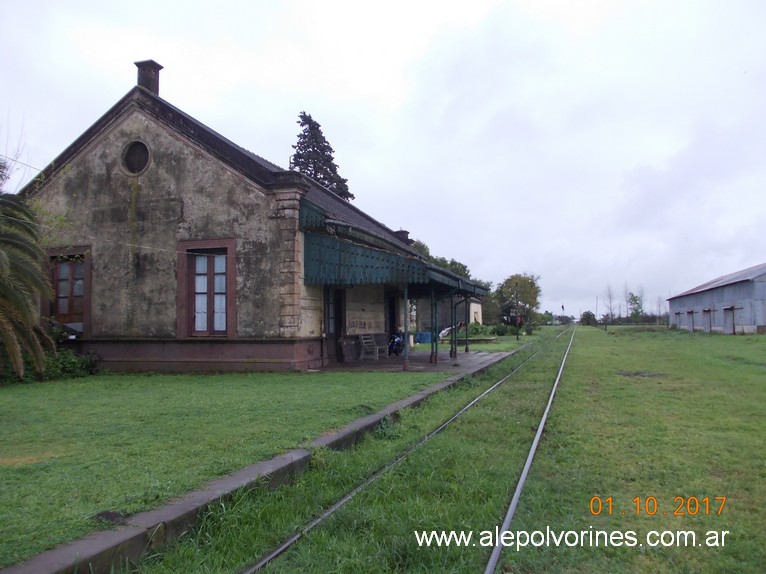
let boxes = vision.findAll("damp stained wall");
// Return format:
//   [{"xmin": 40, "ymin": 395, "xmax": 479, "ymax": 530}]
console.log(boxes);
[{"xmin": 33, "ymin": 108, "xmax": 316, "ymax": 339}]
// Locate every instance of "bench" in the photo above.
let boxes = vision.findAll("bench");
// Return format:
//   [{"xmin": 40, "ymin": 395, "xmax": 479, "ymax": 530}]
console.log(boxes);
[{"xmin": 359, "ymin": 334, "xmax": 387, "ymax": 359}]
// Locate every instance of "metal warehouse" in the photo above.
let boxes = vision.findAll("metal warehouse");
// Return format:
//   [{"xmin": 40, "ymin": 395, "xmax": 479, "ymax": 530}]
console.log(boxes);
[{"xmin": 667, "ymin": 262, "xmax": 766, "ymax": 335}]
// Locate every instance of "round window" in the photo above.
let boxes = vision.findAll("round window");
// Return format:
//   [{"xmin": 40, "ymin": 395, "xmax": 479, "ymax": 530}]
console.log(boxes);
[{"xmin": 122, "ymin": 141, "xmax": 150, "ymax": 174}]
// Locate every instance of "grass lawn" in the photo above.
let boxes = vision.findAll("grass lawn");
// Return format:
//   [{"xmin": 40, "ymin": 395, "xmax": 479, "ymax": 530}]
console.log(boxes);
[
  {"xmin": 133, "ymin": 332, "xmax": 565, "ymax": 573},
  {"xmin": 0, "ymin": 370, "xmax": 446, "ymax": 568},
  {"xmin": 5, "ymin": 327, "xmax": 762, "ymax": 572},
  {"xmin": 134, "ymin": 327, "xmax": 763, "ymax": 573},
  {"xmin": 504, "ymin": 327, "xmax": 766, "ymax": 573},
  {"xmin": 461, "ymin": 334, "xmax": 532, "ymax": 352}
]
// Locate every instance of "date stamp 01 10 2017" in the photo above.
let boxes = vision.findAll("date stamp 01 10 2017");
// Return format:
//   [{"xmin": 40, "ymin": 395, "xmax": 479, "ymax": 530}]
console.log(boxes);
[{"xmin": 589, "ymin": 495, "xmax": 727, "ymax": 517}]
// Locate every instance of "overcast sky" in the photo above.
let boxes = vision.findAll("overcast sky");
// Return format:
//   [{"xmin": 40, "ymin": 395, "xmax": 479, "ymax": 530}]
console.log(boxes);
[{"xmin": 2, "ymin": 0, "xmax": 764, "ymax": 318}]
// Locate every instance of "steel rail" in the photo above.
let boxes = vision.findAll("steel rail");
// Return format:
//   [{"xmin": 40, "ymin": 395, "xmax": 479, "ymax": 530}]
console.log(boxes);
[
  {"xmin": 239, "ymin": 328, "xmax": 573, "ymax": 573},
  {"xmin": 483, "ymin": 326, "xmax": 577, "ymax": 574}
]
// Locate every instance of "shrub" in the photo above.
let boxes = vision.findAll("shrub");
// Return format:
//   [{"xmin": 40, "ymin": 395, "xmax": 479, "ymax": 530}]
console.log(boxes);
[
  {"xmin": 492, "ymin": 324, "xmax": 508, "ymax": 336},
  {"xmin": 524, "ymin": 320, "xmax": 540, "ymax": 335},
  {"xmin": 0, "ymin": 348, "xmax": 99, "ymax": 385},
  {"xmin": 43, "ymin": 349, "xmax": 99, "ymax": 380},
  {"xmin": 469, "ymin": 322, "xmax": 490, "ymax": 336}
]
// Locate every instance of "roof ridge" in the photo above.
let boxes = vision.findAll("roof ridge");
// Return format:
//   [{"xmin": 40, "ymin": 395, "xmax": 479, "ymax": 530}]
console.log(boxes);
[{"xmin": 669, "ymin": 261, "xmax": 766, "ymax": 299}]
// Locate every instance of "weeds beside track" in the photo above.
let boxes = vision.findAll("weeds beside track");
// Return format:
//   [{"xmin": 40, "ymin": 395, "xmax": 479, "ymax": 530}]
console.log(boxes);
[{"xmin": 134, "ymin": 327, "xmax": 575, "ymax": 573}]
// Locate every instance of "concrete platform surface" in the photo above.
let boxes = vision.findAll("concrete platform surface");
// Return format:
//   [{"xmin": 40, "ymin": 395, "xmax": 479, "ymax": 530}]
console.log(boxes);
[{"xmin": 322, "ymin": 348, "xmax": 512, "ymax": 373}]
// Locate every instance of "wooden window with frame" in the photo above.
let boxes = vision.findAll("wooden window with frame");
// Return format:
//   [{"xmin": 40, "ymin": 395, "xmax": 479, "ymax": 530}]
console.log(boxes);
[
  {"xmin": 177, "ymin": 239, "xmax": 236, "ymax": 338},
  {"xmin": 192, "ymin": 250, "xmax": 227, "ymax": 335},
  {"xmin": 48, "ymin": 248, "xmax": 91, "ymax": 336}
]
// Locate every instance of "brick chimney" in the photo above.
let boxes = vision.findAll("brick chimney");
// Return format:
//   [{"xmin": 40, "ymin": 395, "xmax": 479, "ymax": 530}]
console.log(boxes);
[
  {"xmin": 134, "ymin": 60, "xmax": 163, "ymax": 95},
  {"xmin": 394, "ymin": 229, "xmax": 412, "ymax": 244}
]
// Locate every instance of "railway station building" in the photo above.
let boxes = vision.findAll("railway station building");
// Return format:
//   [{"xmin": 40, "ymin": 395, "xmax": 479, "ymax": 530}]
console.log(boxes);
[
  {"xmin": 667, "ymin": 262, "xmax": 766, "ymax": 334},
  {"xmin": 22, "ymin": 60, "xmax": 486, "ymax": 371}
]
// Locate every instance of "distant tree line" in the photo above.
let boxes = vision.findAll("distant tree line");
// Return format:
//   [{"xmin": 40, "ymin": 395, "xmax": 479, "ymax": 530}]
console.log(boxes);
[{"xmin": 579, "ymin": 283, "xmax": 669, "ymax": 326}]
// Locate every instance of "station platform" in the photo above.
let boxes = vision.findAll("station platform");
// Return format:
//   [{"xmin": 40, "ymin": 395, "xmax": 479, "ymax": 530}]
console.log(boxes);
[{"xmin": 320, "ymin": 348, "xmax": 515, "ymax": 375}]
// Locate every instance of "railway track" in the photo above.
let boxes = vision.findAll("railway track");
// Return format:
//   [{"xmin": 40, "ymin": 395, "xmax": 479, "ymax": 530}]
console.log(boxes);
[
  {"xmin": 236, "ymin": 327, "xmax": 577, "ymax": 573},
  {"xmin": 483, "ymin": 326, "xmax": 576, "ymax": 573}
]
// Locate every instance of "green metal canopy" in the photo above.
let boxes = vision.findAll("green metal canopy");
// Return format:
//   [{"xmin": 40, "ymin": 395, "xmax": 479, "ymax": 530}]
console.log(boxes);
[
  {"xmin": 303, "ymin": 232, "xmax": 427, "ymax": 286},
  {"xmin": 300, "ymin": 195, "xmax": 487, "ymax": 299},
  {"xmin": 301, "ymin": 194, "xmax": 488, "ymax": 365},
  {"xmin": 303, "ymin": 232, "xmax": 487, "ymax": 298}
]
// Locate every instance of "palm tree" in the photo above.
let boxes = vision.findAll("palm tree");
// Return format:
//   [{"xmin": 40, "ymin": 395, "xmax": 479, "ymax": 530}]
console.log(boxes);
[{"xmin": 0, "ymin": 192, "xmax": 54, "ymax": 378}]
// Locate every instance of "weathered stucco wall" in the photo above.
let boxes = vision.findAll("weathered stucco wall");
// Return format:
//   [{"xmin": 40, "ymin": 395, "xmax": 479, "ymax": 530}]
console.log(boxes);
[
  {"xmin": 297, "ymin": 232, "xmax": 323, "ymax": 338},
  {"xmin": 33, "ymin": 109, "xmax": 288, "ymax": 339},
  {"xmin": 345, "ymin": 285, "xmax": 385, "ymax": 335}
]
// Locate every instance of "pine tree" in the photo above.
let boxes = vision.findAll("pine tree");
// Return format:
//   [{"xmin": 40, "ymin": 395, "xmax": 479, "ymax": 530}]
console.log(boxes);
[{"xmin": 291, "ymin": 112, "xmax": 353, "ymax": 200}]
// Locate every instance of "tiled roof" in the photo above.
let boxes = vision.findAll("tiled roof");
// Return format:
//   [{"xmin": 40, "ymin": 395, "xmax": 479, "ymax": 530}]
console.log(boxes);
[
  {"xmin": 144, "ymin": 88, "xmax": 417, "ymax": 254},
  {"xmin": 20, "ymin": 86, "xmax": 415, "ymax": 254}
]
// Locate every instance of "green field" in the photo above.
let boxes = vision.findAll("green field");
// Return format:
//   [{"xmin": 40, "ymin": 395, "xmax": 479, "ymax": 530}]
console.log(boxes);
[
  {"xmin": 504, "ymin": 327, "xmax": 765, "ymax": 573},
  {"xmin": 3, "ymin": 327, "xmax": 763, "ymax": 573},
  {"xmin": 135, "ymin": 327, "xmax": 764, "ymax": 573},
  {"xmin": 0, "ymin": 370, "xmax": 446, "ymax": 567}
]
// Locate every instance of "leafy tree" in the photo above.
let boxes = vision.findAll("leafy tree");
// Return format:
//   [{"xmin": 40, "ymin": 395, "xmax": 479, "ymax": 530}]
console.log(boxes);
[
  {"xmin": 495, "ymin": 273, "xmax": 541, "ymax": 325},
  {"xmin": 411, "ymin": 239, "xmax": 474, "ymax": 280},
  {"xmin": 431, "ymin": 256, "xmax": 471, "ymax": 279},
  {"xmin": 628, "ymin": 291, "xmax": 644, "ymax": 322},
  {"xmin": 411, "ymin": 239, "xmax": 430, "ymax": 259},
  {"xmin": 480, "ymin": 291, "xmax": 500, "ymax": 326},
  {"xmin": 291, "ymin": 111, "xmax": 353, "ymax": 200},
  {"xmin": 580, "ymin": 310, "xmax": 597, "ymax": 325},
  {"xmin": 0, "ymin": 192, "xmax": 54, "ymax": 378}
]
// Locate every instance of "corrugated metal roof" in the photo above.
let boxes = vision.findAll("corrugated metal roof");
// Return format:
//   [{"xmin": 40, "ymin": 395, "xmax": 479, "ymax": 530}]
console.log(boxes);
[{"xmin": 669, "ymin": 262, "xmax": 766, "ymax": 299}]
